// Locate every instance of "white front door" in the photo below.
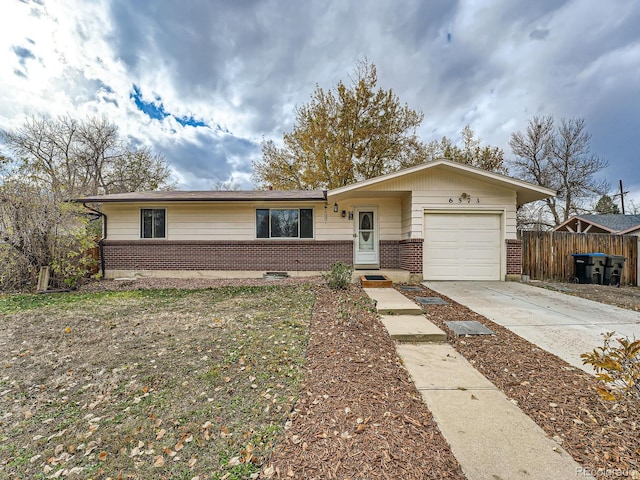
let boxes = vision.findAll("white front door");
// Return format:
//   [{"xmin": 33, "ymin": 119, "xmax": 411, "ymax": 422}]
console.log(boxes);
[{"xmin": 354, "ymin": 208, "xmax": 379, "ymax": 266}]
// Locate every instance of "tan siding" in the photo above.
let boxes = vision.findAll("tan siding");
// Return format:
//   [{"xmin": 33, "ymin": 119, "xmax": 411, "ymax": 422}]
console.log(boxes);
[
  {"xmin": 103, "ymin": 204, "xmax": 139, "ymax": 239},
  {"xmin": 401, "ymin": 195, "xmax": 412, "ymax": 238},
  {"xmin": 504, "ymin": 204, "xmax": 518, "ymax": 239},
  {"xmin": 102, "ymin": 169, "xmax": 519, "ymax": 245},
  {"xmin": 104, "ymin": 202, "xmax": 326, "ymax": 241},
  {"xmin": 349, "ymin": 169, "xmax": 520, "ymax": 280},
  {"xmin": 315, "ymin": 209, "xmax": 353, "ymax": 240},
  {"xmin": 355, "ymin": 169, "xmax": 517, "ymax": 239},
  {"xmin": 316, "ymin": 196, "xmax": 403, "ymax": 241},
  {"xmin": 346, "ymin": 197, "xmax": 401, "ymax": 240},
  {"xmin": 168, "ymin": 204, "xmax": 255, "ymax": 240}
]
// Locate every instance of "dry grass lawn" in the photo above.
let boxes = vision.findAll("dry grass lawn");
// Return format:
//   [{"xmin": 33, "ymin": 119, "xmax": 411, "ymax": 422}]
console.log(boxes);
[{"xmin": 0, "ymin": 285, "xmax": 314, "ymax": 479}]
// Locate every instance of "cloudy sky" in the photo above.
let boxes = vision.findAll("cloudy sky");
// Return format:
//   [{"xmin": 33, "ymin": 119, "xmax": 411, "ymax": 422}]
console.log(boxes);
[{"xmin": 2, "ymin": 0, "xmax": 639, "ymax": 208}]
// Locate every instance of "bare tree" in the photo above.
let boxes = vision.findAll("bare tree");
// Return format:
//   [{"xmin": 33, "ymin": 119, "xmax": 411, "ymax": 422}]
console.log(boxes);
[
  {"xmin": 626, "ymin": 199, "xmax": 640, "ymax": 215},
  {"xmin": 509, "ymin": 116, "xmax": 608, "ymax": 228},
  {"xmin": 1, "ymin": 115, "xmax": 172, "ymax": 198},
  {"xmin": 554, "ymin": 118, "xmax": 608, "ymax": 219},
  {"xmin": 210, "ymin": 178, "xmax": 240, "ymax": 191},
  {"xmin": 106, "ymin": 147, "xmax": 175, "ymax": 193},
  {"xmin": 2, "ymin": 116, "xmax": 81, "ymax": 196}
]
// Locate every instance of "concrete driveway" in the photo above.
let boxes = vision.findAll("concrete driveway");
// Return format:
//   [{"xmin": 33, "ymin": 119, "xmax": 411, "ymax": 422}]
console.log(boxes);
[{"xmin": 423, "ymin": 281, "xmax": 640, "ymax": 372}]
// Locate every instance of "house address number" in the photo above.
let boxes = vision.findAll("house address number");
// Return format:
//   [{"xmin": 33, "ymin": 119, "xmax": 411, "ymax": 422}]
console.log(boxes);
[{"xmin": 449, "ymin": 197, "xmax": 480, "ymax": 204}]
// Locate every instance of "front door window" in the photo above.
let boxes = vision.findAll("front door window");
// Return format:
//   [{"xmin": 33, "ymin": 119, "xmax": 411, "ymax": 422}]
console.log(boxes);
[{"xmin": 359, "ymin": 211, "xmax": 374, "ymax": 251}]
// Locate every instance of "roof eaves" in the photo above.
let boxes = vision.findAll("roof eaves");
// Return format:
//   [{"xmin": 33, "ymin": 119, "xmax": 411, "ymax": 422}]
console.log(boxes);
[
  {"xmin": 74, "ymin": 190, "xmax": 328, "ymax": 203},
  {"xmin": 327, "ymin": 158, "xmax": 555, "ymax": 199},
  {"xmin": 618, "ymin": 225, "xmax": 640, "ymax": 235}
]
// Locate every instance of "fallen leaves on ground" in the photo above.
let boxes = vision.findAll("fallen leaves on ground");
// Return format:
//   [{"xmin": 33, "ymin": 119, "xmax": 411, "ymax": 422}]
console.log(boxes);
[{"xmin": 0, "ymin": 283, "xmax": 314, "ymax": 479}]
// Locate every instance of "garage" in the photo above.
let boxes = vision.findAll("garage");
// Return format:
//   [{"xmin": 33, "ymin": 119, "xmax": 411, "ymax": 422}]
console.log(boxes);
[{"xmin": 424, "ymin": 213, "xmax": 502, "ymax": 280}]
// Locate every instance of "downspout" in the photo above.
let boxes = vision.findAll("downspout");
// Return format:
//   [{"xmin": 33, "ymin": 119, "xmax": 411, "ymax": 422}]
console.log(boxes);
[
  {"xmin": 83, "ymin": 203, "xmax": 107, "ymax": 277},
  {"xmin": 322, "ymin": 189, "xmax": 328, "ymax": 221}
]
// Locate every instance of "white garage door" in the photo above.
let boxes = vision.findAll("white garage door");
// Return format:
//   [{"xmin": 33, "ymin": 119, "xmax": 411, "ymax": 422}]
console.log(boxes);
[{"xmin": 424, "ymin": 213, "xmax": 502, "ymax": 280}]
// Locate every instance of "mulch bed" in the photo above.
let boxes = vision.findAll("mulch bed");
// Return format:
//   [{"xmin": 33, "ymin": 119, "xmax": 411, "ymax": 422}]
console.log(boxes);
[
  {"xmin": 397, "ymin": 285, "xmax": 640, "ymax": 479},
  {"xmin": 263, "ymin": 285, "xmax": 465, "ymax": 479}
]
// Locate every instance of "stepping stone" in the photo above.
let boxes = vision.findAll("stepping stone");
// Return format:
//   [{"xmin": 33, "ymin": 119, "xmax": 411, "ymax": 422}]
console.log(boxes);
[
  {"xmin": 398, "ymin": 285, "xmax": 423, "ymax": 292},
  {"xmin": 416, "ymin": 296, "xmax": 448, "ymax": 305},
  {"xmin": 445, "ymin": 320, "xmax": 494, "ymax": 336}
]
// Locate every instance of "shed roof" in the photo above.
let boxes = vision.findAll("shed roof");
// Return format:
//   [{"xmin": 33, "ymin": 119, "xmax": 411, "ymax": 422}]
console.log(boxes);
[{"xmin": 554, "ymin": 214, "xmax": 640, "ymax": 234}]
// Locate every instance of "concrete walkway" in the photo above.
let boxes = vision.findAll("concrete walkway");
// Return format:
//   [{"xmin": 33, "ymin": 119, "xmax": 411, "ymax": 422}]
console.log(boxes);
[
  {"xmin": 380, "ymin": 314, "xmax": 447, "ymax": 343},
  {"xmin": 366, "ymin": 287, "xmax": 592, "ymax": 480},
  {"xmin": 423, "ymin": 281, "xmax": 640, "ymax": 372},
  {"xmin": 364, "ymin": 287, "xmax": 422, "ymax": 314}
]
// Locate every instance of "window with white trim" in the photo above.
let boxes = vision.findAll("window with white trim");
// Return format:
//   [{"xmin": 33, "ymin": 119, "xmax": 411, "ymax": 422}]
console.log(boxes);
[
  {"xmin": 140, "ymin": 208, "xmax": 166, "ymax": 238},
  {"xmin": 256, "ymin": 208, "xmax": 313, "ymax": 238}
]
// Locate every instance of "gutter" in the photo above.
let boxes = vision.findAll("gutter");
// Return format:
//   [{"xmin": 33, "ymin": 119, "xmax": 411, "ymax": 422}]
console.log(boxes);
[{"xmin": 83, "ymin": 203, "xmax": 107, "ymax": 277}]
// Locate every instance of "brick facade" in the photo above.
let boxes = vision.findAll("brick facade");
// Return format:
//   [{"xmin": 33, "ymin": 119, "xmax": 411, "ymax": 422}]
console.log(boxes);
[
  {"xmin": 379, "ymin": 240, "xmax": 400, "ymax": 269},
  {"xmin": 506, "ymin": 239, "xmax": 522, "ymax": 275},
  {"xmin": 399, "ymin": 238, "xmax": 424, "ymax": 274},
  {"xmin": 103, "ymin": 239, "xmax": 423, "ymax": 273}
]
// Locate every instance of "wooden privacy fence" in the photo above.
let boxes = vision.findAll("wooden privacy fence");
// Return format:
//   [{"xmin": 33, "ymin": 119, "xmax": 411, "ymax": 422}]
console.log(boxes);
[
  {"xmin": 88, "ymin": 244, "xmax": 100, "ymax": 274},
  {"xmin": 521, "ymin": 231, "xmax": 638, "ymax": 286}
]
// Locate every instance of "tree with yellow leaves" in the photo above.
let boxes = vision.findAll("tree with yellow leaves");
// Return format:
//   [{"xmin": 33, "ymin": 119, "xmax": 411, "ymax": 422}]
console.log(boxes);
[{"xmin": 253, "ymin": 61, "xmax": 429, "ymax": 189}]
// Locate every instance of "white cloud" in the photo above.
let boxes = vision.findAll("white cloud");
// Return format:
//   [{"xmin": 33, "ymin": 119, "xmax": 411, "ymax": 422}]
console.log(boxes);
[{"xmin": 0, "ymin": 0, "xmax": 639, "ymax": 195}]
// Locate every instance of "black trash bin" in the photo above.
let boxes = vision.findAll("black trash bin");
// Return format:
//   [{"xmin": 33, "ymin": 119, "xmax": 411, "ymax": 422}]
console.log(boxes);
[
  {"xmin": 572, "ymin": 253, "xmax": 607, "ymax": 284},
  {"xmin": 604, "ymin": 255, "xmax": 626, "ymax": 286}
]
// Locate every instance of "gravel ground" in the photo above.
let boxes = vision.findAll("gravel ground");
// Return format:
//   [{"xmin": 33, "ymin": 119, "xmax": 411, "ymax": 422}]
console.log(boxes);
[{"xmin": 532, "ymin": 282, "xmax": 640, "ymax": 312}]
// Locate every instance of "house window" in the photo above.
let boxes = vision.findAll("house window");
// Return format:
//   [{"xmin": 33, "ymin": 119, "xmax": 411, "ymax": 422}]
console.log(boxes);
[
  {"xmin": 256, "ymin": 208, "xmax": 313, "ymax": 239},
  {"xmin": 141, "ymin": 208, "xmax": 166, "ymax": 238}
]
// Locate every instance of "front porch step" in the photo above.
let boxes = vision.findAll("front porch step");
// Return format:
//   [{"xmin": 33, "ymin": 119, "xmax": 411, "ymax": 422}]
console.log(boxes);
[
  {"xmin": 380, "ymin": 315, "xmax": 447, "ymax": 343},
  {"xmin": 363, "ymin": 288, "xmax": 423, "ymax": 315}
]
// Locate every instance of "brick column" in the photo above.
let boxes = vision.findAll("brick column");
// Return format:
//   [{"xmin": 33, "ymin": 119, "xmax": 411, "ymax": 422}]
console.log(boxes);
[
  {"xmin": 399, "ymin": 238, "xmax": 424, "ymax": 274},
  {"xmin": 506, "ymin": 239, "xmax": 522, "ymax": 275}
]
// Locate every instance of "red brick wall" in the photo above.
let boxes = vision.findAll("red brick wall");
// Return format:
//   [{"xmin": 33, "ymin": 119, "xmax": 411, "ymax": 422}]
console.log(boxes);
[
  {"xmin": 506, "ymin": 239, "xmax": 522, "ymax": 275},
  {"xmin": 379, "ymin": 240, "xmax": 400, "ymax": 269},
  {"xmin": 102, "ymin": 239, "xmax": 418, "ymax": 273},
  {"xmin": 399, "ymin": 238, "xmax": 424, "ymax": 274}
]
